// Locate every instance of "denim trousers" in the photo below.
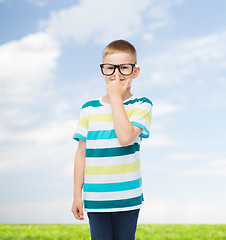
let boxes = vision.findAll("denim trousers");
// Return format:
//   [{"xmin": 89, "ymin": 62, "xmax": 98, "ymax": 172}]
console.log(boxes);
[{"xmin": 87, "ymin": 209, "xmax": 140, "ymax": 240}]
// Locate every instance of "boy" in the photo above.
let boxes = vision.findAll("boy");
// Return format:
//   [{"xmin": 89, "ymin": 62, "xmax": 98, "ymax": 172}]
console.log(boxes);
[{"xmin": 71, "ymin": 40, "xmax": 153, "ymax": 240}]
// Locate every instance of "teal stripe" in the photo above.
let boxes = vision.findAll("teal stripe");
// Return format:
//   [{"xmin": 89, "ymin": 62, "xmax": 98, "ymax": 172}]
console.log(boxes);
[
  {"xmin": 72, "ymin": 133, "xmax": 86, "ymax": 142},
  {"xmin": 82, "ymin": 100, "xmax": 102, "ymax": 109},
  {"xmin": 84, "ymin": 194, "xmax": 144, "ymax": 209},
  {"xmin": 87, "ymin": 129, "xmax": 117, "ymax": 140},
  {"xmin": 124, "ymin": 97, "xmax": 153, "ymax": 106},
  {"xmin": 131, "ymin": 121, "xmax": 150, "ymax": 138},
  {"xmin": 86, "ymin": 143, "xmax": 140, "ymax": 157},
  {"xmin": 84, "ymin": 178, "xmax": 142, "ymax": 192},
  {"xmin": 82, "ymin": 97, "xmax": 152, "ymax": 109}
]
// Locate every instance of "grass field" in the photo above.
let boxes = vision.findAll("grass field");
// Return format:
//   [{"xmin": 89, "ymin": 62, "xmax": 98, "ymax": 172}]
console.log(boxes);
[{"xmin": 0, "ymin": 224, "xmax": 226, "ymax": 240}]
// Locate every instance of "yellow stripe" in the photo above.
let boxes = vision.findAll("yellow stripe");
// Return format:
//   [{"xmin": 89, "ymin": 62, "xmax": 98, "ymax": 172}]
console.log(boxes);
[
  {"xmin": 78, "ymin": 117, "xmax": 88, "ymax": 129},
  {"xmin": 85, "ymin": 159, "xmax": 140, "ymax": 175},
  {"xmin": 87, "ymin": 113, "xmax": 113, "ymax": 122},
  {"xmin": 87, "ymin": 109, "xmax": 151, "ymax": 123},
  {"xmin": 126, "ymin": 109, "xmax": 152, "ymax": 124}
]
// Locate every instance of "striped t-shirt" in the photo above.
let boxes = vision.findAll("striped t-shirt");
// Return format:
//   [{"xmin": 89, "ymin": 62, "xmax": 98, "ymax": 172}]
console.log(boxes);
[{"xmin": 73, "ymin": 95, "xmax": 153, "ymax": 212}]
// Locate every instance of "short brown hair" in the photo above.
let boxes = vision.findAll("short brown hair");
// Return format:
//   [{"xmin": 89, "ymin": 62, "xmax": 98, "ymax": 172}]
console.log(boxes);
[{"xmin": 102, "ymin": 40, "xmax": 137, "ymax": 64}]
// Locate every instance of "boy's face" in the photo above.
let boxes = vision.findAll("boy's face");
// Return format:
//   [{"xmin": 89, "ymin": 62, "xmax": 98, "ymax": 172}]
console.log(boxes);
[{"xmin": 101, "ymin": 52, "xmax": 140, "ymax": 88}]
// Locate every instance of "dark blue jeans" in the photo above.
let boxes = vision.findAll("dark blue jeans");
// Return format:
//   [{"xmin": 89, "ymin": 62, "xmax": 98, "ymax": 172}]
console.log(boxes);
[{"xmin": 87, "ymin": 209, "xmax": 140, "ymax": 240}]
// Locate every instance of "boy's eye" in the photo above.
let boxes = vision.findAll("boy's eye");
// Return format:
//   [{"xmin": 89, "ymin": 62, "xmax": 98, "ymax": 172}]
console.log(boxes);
[
  {"xmin": 107, "ymin": 66, "xmax": 114, "ymax": 70},
  {"xmin": 121, "ymin": 66, "xmax": 129, "ymax": 70}
]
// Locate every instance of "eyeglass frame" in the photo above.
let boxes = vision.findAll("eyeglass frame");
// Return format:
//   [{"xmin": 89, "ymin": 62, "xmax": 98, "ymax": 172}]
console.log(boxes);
[{"xmin": 100, "ymin": 63, "xmax": 138, "ymax": 76}]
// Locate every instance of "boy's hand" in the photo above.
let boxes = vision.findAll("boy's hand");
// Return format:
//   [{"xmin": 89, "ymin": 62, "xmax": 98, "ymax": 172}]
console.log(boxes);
[
  {"xmin": 106, "ymin": 73, "xmax": 132, "ymax": 100},
  {"xmin": 71, "ymin": 197, "xmax": 84, "ymax": 221}
]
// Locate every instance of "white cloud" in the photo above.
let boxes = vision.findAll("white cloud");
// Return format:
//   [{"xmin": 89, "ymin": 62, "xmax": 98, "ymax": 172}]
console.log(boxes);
[
  {"xmin": 179, "ymin": 158, "xmax": 226, "ymax": 177},
  {"xmin": 52, "ymin": 100, "xmax": 72, "ymax": 118},
  {"xmin": 139, "ymin": 198, "xmax": 226, "ymax": 223},
  {"xmin": 153, "ymin": 100, "xmax": 182, "ymax": 116},
  {"xmin": 0, "ymin": 118, "xmax": 77, "ymax": 174},
  {"xmin": 146, "ymin": 0, "xmax": 182, "ymax": 24},
  {"xmin": 142, "ymin": 21, "xmax": 166, "ymax": 42},
  {"xmin": 39, "ymin": 0, "xmax": 184, "ymax": 44},
  {"xmin": 141, "ymin": 0, "xmax": 186, "ymax": 41},
  {"xmin": 0, "ymin": 32, "xmax": 61, "ymax": 103},
  {"xmin": 0, "ymin": 141, "xmax": 74, "ymax": 174},
  {"xmin": 142, "ymin": 33, "xmax": 154, "ymax": 42},
  {"xmin": 142, "ymin": 133, "xmax": 178, "ymax": 147},
  {"xmin": 209, "ymin": 158, "xmax": 226, "ymax": 167},
  {"xmin": 142, "ymin": 31, "xmax": 226, "ymax": 87},
  {"xmin": 0, "ymin": 198, "xmax": 86, "ymax": 224},
  {"xmin": 166, "ymin": 153, "xmax": 213, "ymax": 161},
  {"xmin": 0, "ymin": 108, "xmax": 34, "ymax": 133},
  {"xmin": 61, "ymin": 161, "xmax": 74, "ymax": 178},
  {"xmin": 183, "ymin": 167, "xmax": 226, "ymax": 177},
  {"xmin": 27, "ymin": 0, "xmax": 46, "ymax": 7},
  {"xmin": 40, "ymin": 0, "xmax": 149, "ymax": 44},
  {"xmin": 141, "ymin": 100, "xmax": 182, "ymax": 144},
  {"xmin": 149, "ymin": 21, "xmax": 167, "ymax": 31},
  {"xmin": 10, "ymin": 119, "xmax": 75, "ymax": 145}
]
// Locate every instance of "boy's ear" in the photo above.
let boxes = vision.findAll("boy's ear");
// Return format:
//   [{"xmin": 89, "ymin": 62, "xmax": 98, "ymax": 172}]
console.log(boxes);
[{"xmin": 133, "ymin": 66, "xmax": 140, "ymax": 79}]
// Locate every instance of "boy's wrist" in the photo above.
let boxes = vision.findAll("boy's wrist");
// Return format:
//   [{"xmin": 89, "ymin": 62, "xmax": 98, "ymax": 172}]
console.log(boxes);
[
  {"xmin": 109, "ymin": 94, "xmax": 122, "ymax": 103},
  {"xmin": 74, "ymin": 191, "xmax": 82, "ymax": 199},
  {"xmin": 74, "ymin": 196, "xmax": 82, "ymax": 201}
]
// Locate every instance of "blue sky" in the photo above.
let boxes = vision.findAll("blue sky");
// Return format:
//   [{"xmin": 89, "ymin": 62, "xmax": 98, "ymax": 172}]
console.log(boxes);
[{"xmin": 0, "ymin": 0, "xmax": 226, "ymax": 224}]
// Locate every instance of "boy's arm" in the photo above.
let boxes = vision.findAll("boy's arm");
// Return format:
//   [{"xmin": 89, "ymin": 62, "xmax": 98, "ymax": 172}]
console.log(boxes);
[
  {"xmin": 110, "ymin": 96, "xmax": 142, "ymax": 146},
  {"xmin": 107, "ymin": 76, "xmax": 142, "ymax": 146},
  {"xmin": 71, "ymin": 139, "xmax": 86, "ymax": 220}
]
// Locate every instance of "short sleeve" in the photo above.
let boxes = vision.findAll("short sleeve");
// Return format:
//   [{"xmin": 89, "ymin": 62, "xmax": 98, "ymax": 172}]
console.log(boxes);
[
  {"xmin": 130, "ymin": 97, "xmax": 153, "ymax": 139},
  {"xmin": 72, "ymin": 107, "xmax": 88, "ymax": 142}
]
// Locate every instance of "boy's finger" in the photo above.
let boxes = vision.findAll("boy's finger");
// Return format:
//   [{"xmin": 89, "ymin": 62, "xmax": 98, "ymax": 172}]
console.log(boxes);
[
  {"xmin": 124, "ymin": 79, "xmax": 131, "ymax": 89},
  {"xmin": 73, "ymin": 207, "xmax": 82, "ymax": 220},
  {"xmin": 74, "ymin": 209, "xmax": 79, "ymax": 219},
  {"xmin": 77, "ymin": 206, "xmax": 84, "ymax": 220},
  {"xmin": 79, "ymin": 207, "xmax": 84, "ymax": 220}
]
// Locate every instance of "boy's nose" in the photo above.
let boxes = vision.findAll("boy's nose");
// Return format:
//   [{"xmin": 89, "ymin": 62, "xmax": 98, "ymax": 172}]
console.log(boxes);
[{"xmin": 114, "ymin": 68, "xmax": 121, "ymax": 75}]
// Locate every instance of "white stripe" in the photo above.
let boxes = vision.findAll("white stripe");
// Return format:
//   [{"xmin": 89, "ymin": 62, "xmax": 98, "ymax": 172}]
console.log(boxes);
[
  {"xmin": 84, "ymin": 187, "xmax": 143, "ymax": 201},
  {"xmin": 74, "ymin": 125, "xmax": 87, "ymax": 137},
  {"xmin": 86, "ymin": 138, "xmax": 120, "ymax": 148},
  {"xmin": 84, "ymin": 97, "xmax": 139, "ymax": 113},
  {"xmin": 136, "ymin": 101, "xmax": 152, "ymax": 111},
  {"xmin": 88, "ymin": 121, "xmax": 114, "ymax": 130},
  {"xmin": 84, "ymin": 203, "xmax": 144, "ymax": 212},
  {"xmin": 84, "ymin": 169, "xmax": 141, "ymax": 183},
  {"xmin": 85, "ymin": 105, "xmax": 111, "ymax": 114},
  {"xmin": 85, "ymin": 151, "xmax": 139, "ymax": 166}
]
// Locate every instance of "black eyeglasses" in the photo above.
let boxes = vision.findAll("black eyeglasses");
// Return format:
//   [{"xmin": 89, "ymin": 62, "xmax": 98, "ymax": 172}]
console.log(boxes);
[{"xmin": 100, "ymin": 63, "xmax": 137, "ymax": 76}]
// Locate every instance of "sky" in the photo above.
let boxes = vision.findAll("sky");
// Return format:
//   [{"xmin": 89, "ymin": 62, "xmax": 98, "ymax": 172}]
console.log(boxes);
[{"xmin": 0, "ymin": 0, "xmax": 226, "ymax": 224}]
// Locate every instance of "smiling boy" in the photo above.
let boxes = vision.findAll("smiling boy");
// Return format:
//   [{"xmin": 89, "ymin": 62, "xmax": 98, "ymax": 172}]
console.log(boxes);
[{"xmin": 72, "ymin": 40, "xmax": 153, "ymax": 240}]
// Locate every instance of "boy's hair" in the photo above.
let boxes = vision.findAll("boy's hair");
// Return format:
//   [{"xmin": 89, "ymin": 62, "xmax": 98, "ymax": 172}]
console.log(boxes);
[{"xmin": 102, "ymin": 40, "xmax": 137, "ymax": 64}]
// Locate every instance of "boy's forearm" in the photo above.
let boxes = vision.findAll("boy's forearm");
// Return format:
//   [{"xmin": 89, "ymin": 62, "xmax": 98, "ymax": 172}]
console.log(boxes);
[
  {"xmin": 73, "ymin": 141, "xmax": 86, "ymax": 198},
  {"xmin": 110, "ymin": 96, "xmax": 135, "ymax": 146},
  {"xmin": 73, "ymin": 158, "xmax": 84, "ymax": 198}
]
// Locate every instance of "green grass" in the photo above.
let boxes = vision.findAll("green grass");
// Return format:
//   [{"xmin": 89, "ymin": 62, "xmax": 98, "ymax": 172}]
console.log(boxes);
[
  {"xmin": 0, "ymin": 224, "xmax": 226, "ymax": 240},
  {"xmin": 136, "ymin": 224, "xmax": 226, "ymax": 240}
]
